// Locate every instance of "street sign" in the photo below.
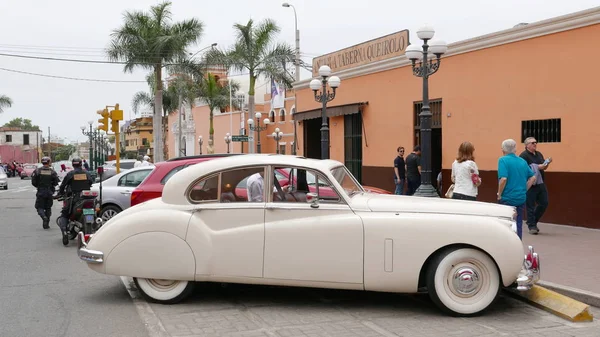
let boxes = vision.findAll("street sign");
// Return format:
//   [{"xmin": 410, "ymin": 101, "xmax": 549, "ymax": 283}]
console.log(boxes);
[{"xmin": 232, "ymin": 135, "xmax": 248, "ymax": 142}]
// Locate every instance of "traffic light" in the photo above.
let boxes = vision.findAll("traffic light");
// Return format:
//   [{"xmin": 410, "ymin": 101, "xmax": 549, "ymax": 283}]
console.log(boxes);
[
  {"xmin": 97, "ymin": 109, "xmax": 109, "ymax": 131},
  {"xmin": 111, "ymin": 120, "xmax": 119, "ymax": 133},
  {"xmin": 110, "ymin": 103, "xmax": 123, "ymax": 121}
]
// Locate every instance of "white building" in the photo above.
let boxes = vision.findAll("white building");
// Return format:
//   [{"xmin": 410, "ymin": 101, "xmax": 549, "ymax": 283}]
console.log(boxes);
[{"xmin": 0, "ymin": 127, "xmax": 43, "ymax": 148}]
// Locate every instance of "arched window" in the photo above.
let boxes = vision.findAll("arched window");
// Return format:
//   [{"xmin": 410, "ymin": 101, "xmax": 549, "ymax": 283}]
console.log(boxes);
[
  {"xmin": 269, "ymin": 110, "xmax": 275, "ymax": 123},
  {"xmin": 290, "ymin": 105, "xmax": 296, "ymax": 122},
  {"xmin": 279, "ymin": 108, "xmax": 286, "ymax": 122}
]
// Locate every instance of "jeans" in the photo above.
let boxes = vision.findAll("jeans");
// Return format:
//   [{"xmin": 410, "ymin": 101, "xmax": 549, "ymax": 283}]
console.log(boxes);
[
  {"xmin": 394, "ymin": 178, "xmax": 404, "ymax": 195},
  {"xmin": 526, "ymin": 184, "xmax": 548, "ymax": 227},
  {"xmin": 499, "ymin": 199, "xmax": 525, "ymax": 240},
  {"xmin": 452, "ymin": 192, "xmax": 477, "ymax": 201},
  {"xmin": 406, "ymin": 176, "xmax": 421, "ymax": 196}
]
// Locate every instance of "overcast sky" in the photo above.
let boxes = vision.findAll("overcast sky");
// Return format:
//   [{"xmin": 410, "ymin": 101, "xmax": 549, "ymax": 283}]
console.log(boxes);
[{"xmin": 0, "ymin": 0, "xmax": 597, "ymax": 142}]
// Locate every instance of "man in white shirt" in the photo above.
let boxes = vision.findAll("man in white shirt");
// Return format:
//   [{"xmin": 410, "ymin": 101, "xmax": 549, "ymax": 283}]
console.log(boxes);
[
  {"xmin": 133, "ymin": 155, "xmax": 143, "ymax": 168},
  {"xmin": 246, "ymin": 172, "xmax": 264, "ymax": 202},
  {"xmin": 140, "ymin": 155, "xmax": 152, "ymax": 167}
]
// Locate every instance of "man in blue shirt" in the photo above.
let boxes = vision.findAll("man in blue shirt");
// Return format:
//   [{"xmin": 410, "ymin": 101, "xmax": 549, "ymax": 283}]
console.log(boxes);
[{"xmin": 497, "ymin": 139, "xmax": 536, "ymax": 240}]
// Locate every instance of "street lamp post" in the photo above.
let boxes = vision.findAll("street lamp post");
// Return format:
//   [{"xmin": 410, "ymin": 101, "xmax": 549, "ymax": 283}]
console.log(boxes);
[
  {"xmin": 80, "ymin": 121, "xmax": 94, "ymax": 170},
  {"xmin": 198, "ymin": 135, "xmax": 203, "ymax": 155},
  {"xmin": 309, "ymin": 65, "xmax": 340, "ymax": 160},
  {"xmin": 282, "ymin": 2, "xmax": 300, "ymax": 82},
  {"xmin": 247, "ymin": 112, "xmax": 270, "ymax": 154},
  {"xmin": 405, "ymin": 25, "xmax": 448, "ymax": 198},
  {"xmin": 224, "ymin": 133, "xmax": 231, "ymax": 154},
  {"xmin": 290, "ymin": 109, "xmax": 297, "ymax": 155},
  {"xmin": 272, "ymin": 128, "xmax": 283, "ymax": 154}
]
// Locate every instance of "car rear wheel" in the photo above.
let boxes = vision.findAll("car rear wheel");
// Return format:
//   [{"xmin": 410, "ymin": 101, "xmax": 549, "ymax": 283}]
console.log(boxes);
[
  {"xmin": 134, "ymin": 278, "xmax": 194, "ymax": 304},
  {"xmin": 100, "ymin": 205, "xmax": 121, "ymax": 222},
  {"xmin": 426, "ymin": 247, "xmax": 500, "ymax": 316}
]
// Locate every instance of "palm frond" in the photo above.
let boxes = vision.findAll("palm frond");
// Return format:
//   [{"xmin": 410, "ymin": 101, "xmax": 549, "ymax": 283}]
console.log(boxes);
[
  {"xmin": 0, "ymin": 95, "xmax": 12, "ymax": 113},
  {"xmin": 131, "ymin": 91, "xmax": 153, "ymax": 114}
]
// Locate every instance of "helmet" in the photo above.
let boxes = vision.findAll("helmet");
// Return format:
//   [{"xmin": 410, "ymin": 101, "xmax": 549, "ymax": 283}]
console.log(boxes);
[
  {"xmin": 41, "ymin": 157, "xmax": 51, "ymax": 165},
  {"xmin": 71, "ymin": 157, "xmax": 82, "ymax": 167},
  {"xmin": 143, "ymin": 155, "xmax": 150, "ymax": 161}
]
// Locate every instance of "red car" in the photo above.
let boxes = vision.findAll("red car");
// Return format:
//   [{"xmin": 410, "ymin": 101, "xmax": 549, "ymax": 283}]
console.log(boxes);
[
  {"xmin": 20, "ymin": 164, "xmax": 40, "ymax": 179},
  {"xmin": 131, "ymin": 154, "xmax": 391, "ymax": 207}
]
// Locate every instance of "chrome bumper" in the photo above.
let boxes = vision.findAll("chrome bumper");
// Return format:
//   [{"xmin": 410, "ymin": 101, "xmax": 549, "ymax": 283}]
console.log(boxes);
[
  {"xmin": 516, "ymin": 245, "xmax": 540, "ymax": 291},
  {"xmin": 77, "ymin": 232, "xmax": 104, "ymax": 264}
]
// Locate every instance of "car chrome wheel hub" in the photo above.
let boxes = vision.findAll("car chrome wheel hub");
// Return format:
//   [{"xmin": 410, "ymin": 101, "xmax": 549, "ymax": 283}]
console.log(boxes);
[
  {"xmin": 451, "ymin": 266, "xmax": 481, "ymax": 296},
  {"xmin": 102, "ymin": 209, "xmax": 118, "ymax": 221},
  {"xmin": 148, "ymin": 279, "xmax": 178, "ymax": 290}
]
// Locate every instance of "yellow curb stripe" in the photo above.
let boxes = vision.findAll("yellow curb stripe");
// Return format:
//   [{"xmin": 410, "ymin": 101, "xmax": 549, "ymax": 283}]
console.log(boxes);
[{"xmin": 506, "ymin": 285, "xmax": 594, "ymax": 322}]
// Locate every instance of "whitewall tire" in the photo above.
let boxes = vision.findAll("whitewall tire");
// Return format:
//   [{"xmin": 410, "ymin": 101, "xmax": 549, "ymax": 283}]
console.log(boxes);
[
  {"xmin": 134, "ymin": 278, "xmax": 194, "ymax": 304},
  {"xmin": 426, "ymin": 248, "xmax": 500, "ymax": 316}
]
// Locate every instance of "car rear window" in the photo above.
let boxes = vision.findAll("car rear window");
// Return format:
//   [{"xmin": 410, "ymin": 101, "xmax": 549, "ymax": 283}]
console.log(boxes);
[
  {"xmin": 161, "ymin": 164, "xmax": 188, "ymax": 184},
  {"xmin": 121, "ymin": 162, "xmax": 135, "ymax": 169}
]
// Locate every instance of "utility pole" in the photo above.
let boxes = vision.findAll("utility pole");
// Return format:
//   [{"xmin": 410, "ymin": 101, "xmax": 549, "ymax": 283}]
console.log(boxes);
[
  {"xmin": 47, "ymin": 127, "xmax": 51, "ymax": 160},
  {"xmin": 178, "ymin": 91, "xmax": 184, "ymax": 157}
]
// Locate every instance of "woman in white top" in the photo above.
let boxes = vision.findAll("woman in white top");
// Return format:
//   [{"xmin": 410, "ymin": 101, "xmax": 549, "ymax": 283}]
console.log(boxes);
[{"xmin": 451, "ymin": 141, "xmax": 481, "ymax": 201}]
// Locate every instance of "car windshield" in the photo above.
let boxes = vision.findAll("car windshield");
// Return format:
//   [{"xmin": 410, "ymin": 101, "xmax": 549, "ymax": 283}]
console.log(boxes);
[{"xmin": 330, "ymin": 166, "xmax": 364, "ymax": 196}]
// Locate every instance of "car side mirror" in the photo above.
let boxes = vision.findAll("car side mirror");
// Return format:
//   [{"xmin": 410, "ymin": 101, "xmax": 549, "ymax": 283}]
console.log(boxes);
[{"xmin": 306, "ymin": 192, "xmax": 319, "ymax": 208}]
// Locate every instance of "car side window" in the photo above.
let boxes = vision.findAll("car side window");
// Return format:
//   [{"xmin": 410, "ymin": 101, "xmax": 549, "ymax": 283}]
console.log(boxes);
[
  {"xmin": 118, "ymin": 170, "xmax": 151, "ymax": 187},
  {"xmin": 222, "ymin": 167, "xmax": 265, "ymax": 203},
  {"xmin": 272, "ymin": 167, "xmax": 341, "ymax": 203},
  {"xmin": 188, "ymin": 174, "xmax": 219, "ymax": 203}
]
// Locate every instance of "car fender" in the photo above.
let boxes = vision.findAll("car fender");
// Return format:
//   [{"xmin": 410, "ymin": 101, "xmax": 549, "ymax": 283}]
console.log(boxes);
[
  {"xmin": 360, "ymin": 212, "xmax": 523, "ymax": 293},
  {"xmin": 86, "ymin": 206, "xmax": 194, "ymax": 279}
]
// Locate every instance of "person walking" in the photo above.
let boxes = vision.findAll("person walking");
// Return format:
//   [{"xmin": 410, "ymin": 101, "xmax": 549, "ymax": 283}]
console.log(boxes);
[
  {"xmin": 450, "ymin": 141, "xmax": 481, "ymax": 201},
  {"xmin": 405, "ymin": 145, "xmax": 421, "ymax": 195},
  {"xmin": 519, "ymin": 137, "xmax": 551, "ymax": 235},
  {"xmin": 31, "ymin": 157, "xmax": 59, "ymax": 229},
  {"xmin": 497, "ymin": 139, "xmax": 536, "ymax": 240},
  {"xmin": 393, "ymin": 146, "xmax": 406, "ymax": 195}
]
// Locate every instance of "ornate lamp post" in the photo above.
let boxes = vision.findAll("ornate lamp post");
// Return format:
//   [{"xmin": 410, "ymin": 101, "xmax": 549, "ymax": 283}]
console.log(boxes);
[
  {"xmin": 309, "ymin": 65, "xmax": 340, "ymax": 160},
  {"xmin": 247, "ymin": 112, "xmax": 270, "ymax": 154},
  {"xmin": 198, "ymin": 135, "xmax": 203, "ymax": 155},
  {"xmin": 224, "ymin": 133, "xmax": 232, "ymax": 154},
  {"xmin": 272, "ymin": 127, "xmax": 283, "ymax": 154},
  {"xmin": 80, "ymin": 120, "xmax": 94, "ymax": 170},
  {"xmin": 405, "ymin": 25, "xmax": 448, "ymax": 198},
  {"xmin": 290, "ymin": 109, "xmax": 297, "ymax": 155}
]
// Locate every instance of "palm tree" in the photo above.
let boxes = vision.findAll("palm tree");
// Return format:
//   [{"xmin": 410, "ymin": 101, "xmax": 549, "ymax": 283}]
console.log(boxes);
[
  {"xmin": 196, "ymin": 73, "xmax": 240, "ymax": 153},
  {"xmin": 0, "ymin": 95, "xmax": 13, "ymax": 113},
  {"xmin": 106, "ymin": 1, "xmax": 204, "ymax": 162},
  {"xmin": 206, "ymin": 19, "xmax": 294, "ymax": 134}
]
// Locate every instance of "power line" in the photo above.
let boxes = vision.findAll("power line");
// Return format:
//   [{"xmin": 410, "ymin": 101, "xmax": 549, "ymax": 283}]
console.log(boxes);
[{"xmin": 0, "ymin": 67, "xmax": 147, "ymax": 83}]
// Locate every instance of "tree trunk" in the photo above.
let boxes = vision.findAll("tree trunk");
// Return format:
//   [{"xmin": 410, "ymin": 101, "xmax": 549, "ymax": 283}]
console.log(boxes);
[
  {"xmin": 153, "ymin": 65, "xmax": 164, "ymax": 162},
  {"xmin": 247, "ymin": 75, "xmax": 256, "ymax": 153},
  {"xmin": 163, "ymin": 115, "xmax": 169, "ymax": 160},
  {"xmin": 208, "ymin": 108, "xmax": 214, "ymax": 154}
]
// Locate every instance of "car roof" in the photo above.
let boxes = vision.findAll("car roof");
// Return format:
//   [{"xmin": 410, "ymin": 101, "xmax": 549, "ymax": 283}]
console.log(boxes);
[{"xmin": 161, "ymin": 154, "xmax": 344, "ymax": 205}]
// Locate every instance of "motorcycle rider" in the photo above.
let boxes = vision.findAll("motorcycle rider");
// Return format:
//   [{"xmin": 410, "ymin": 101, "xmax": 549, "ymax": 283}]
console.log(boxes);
[
  {"xmin": 31, "ymin": 156, "xmax": 59, "ymax": 229},
  {"xmin": 57, "ymin": 157, "xmax": 94, "ymax": 245}
]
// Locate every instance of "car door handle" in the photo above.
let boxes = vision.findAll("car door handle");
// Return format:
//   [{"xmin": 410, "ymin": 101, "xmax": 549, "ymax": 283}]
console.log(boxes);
[
  {"xmin": 266, "ymin": 205, "xmax": 287, "ymax": 210},
  {"xmin": 121, "ymin": 191, "xmax": 131, "ymax": 195}
]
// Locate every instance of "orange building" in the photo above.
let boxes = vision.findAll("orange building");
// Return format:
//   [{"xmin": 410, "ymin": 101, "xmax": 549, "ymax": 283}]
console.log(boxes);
[
  {"xmin": 264, "ymin": 7, "xmax": 600, "ymax": 228},
  {"xmin": 124, "ymin": 117, "xmax": 154, "ymax": 157}
]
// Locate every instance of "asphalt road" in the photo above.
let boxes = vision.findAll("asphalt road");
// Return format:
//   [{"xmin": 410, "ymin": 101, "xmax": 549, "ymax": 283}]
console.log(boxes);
[{"xmin": 0, "ymin": 177, "xmax": 148, "ymax": 337}]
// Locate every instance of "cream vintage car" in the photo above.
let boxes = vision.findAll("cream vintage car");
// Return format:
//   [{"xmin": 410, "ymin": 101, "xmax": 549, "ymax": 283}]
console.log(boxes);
[{"xmin": 77, "ymin": 154, "xmax": 540, "ymax": 316}]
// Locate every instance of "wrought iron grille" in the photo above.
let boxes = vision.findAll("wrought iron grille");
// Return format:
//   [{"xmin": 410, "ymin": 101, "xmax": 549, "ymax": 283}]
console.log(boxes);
[
  {"xmin": 344, "ymin": 113, "xmax": 363, "ymax": 183},
  {"xmin": 521, "ymin": 118, "xmax": 561, "ymax": 143},
  {"xmin": 413, "ymin": 99, "xmax": 442, "ymax": 129}
]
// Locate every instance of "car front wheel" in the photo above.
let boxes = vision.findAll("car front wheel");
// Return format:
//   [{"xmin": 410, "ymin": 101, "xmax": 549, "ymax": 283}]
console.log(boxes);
[
  {"xmin": 426, "ymin": 247, "xmax": 500, "ymax": 316},
  {"xmin": 134, "ymin": 278, "xmax": 194, "ymax": 304}
]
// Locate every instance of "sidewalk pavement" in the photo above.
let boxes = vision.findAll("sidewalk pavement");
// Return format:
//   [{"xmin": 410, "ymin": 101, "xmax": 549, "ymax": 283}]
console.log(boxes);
[{"xmin": 521, "ymin": 222, "xmax": 600, "ymax": 295}]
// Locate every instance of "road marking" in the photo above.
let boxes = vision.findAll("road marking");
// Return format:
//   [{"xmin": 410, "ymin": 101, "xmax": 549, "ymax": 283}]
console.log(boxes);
[{"xmin": 120, "ymin": 276, "xmax": 171, "ymax": 337}]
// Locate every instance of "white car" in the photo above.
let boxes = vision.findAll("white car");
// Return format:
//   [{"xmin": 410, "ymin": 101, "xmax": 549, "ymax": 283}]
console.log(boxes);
[
  {"xmin": 0, "ymin": 166, "xmax": 8, "ymax": 190},
  {"xmin": 78, "ymin": 154, "xmax": 540, "ymax": 316},
  {"xmin": 91, "ymin": 166, "xmax": 154, "ymax": 221}
]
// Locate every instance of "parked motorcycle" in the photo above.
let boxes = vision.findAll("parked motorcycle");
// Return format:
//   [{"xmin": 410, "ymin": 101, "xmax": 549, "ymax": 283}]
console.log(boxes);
[{"xmin": 54, "ymin": 190, "xmax": 104, "ymax": 245}]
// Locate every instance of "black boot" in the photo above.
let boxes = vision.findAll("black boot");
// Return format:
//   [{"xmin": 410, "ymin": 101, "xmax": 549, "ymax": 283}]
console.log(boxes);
[
  {"xmin": 42, "ymin": 217, "xmax": 50, "ymax": 229},
  {"xmin": 62, "ymin": 231, "xmax": 69, "ymax": 245}
]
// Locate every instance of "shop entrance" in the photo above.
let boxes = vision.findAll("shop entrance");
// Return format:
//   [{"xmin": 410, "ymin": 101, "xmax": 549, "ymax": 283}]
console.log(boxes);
[
  {"xmin": 344, "ymin": 113, "xmax": 363, "ymax": 183},
  {"xmin": 413, "ymin": 99, "xmax": 443, "ymax": 192},
  {"xmin": 303, "ymin": 117, "xmax": 324, "ymax": 159}
]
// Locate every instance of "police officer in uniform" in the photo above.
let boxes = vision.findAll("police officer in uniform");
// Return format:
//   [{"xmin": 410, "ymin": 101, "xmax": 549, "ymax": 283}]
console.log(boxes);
[
  {"xmin": 31, "ymin": 156, "xmax": 59, "ymax": 229},
  {"xmin": 57, "ymin": 157, "xmax": 93, "ymax": 245}
]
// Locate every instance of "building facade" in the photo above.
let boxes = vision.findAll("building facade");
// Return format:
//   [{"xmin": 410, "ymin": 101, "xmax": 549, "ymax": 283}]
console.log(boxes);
[
  {"xmin": 124, "ymin": 117, "xmax": 154, "ymax": 157},
  {"xmin": 287, "ymin": 7, "xmax": 600, "ymax": 228},
  {"xmin": 0, "ymin": 127, "xmax": 43, "ymax": 163}
]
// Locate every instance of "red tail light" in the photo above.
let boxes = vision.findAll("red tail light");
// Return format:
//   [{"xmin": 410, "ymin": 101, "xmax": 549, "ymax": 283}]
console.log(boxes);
[
  {"xmin": 84, "ymin": 234, "xmax": 92, "ymax": 242},
  {"xmin": 130, "ymin": 189, "xmax": 143, "ymax": 206},
  {"xmin": 82, "ymin": 200, "xmax": 95, "ymax": 208}
]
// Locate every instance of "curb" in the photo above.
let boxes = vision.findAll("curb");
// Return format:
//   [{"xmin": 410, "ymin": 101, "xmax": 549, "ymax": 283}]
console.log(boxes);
[
  {"xmin": 504, "ymin": 285, "xmax": 594, "ymax": 322},
  {"xmin": 537, "ymin": 280, "xmax": 600, "ymax": 308}
]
